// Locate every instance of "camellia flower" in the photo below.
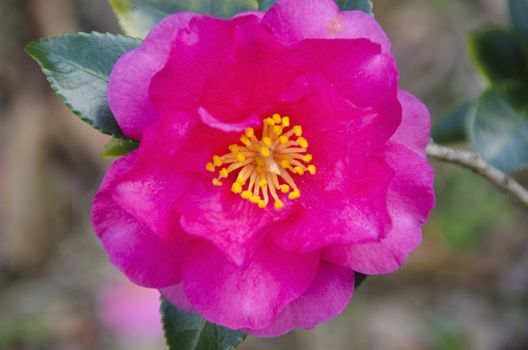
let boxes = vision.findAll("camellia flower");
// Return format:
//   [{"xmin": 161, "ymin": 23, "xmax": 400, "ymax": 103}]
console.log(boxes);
[{"xmin": 92, "ymin": 0, "xmax": 434, "ymax": 337}]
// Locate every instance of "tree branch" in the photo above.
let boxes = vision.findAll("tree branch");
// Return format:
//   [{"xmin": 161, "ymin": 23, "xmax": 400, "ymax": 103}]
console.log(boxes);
[{"xmin": 426, "ymin": 142, "xmax": 528, "ymax": 208}]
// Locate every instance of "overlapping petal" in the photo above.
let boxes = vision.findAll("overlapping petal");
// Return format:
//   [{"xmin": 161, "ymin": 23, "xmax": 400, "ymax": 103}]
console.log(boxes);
[{"xmin": 92, "ymin": 154, "xmax": 185, "ymax": 288}]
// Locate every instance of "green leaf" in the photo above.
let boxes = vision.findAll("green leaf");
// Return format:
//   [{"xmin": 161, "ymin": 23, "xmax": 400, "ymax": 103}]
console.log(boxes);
[
  {"xmin": 509, "ymin": 0, "xmax": 528, "ymax": 40},
  {"xmin": 109, "ymin": 0, "xmax": 260, "ymax": 39},
  {"xmin": 468, "ymin": 28, "xmax": 528, "ymax": 85},
  {"xmin": 25, "ymin": 32, "xmax": 141, "ymax": 138},
  {"xmin": 161, "ymin": 297, "xmax": 247, "ymax": 350},
  {"xmin": 257, "ymin": 0, "xmax": 275, "ymax": 11},
  {"xmin": 354, "ymin": 272, "xmax": 367, "ymax": 288},
  {"xmin": 336, "ymin": 0, "xmax": 373, "ymax": 14},
  {"xmin": 431, "ymin": 101, "xmax": 474, "ymax": 144},
  {"xmin": 102, "ymin": 138, "xmax": 139, "ymax": 157},
  {"xmin": 467, "ymin": 84, "xmax": 528, "ymax": 172}
]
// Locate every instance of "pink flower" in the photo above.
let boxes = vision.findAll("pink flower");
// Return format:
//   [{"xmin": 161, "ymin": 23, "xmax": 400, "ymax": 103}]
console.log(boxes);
[{"xmin": 92, "ymin": 0, "xmax": 435, "ymax": 337}]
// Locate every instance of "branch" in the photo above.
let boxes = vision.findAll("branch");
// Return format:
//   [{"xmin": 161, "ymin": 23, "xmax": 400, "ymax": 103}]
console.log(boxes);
[{"xmin": 426, "ymin": 142, "xmax": 528, "ymax": 208}]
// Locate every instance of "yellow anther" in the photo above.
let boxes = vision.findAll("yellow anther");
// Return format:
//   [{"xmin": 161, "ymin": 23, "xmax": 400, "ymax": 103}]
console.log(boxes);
[
  {"xmin": 213, "ymin": 155, "xmax": 223, "ymax": 167},
  {"xmin": 207, "ymin": 115, "xmax": 313, "ymax": 208},
  {"xmin": 280, "ymin": 184, "xmax": 290, "ymax": 193},
  {"xmin": 261, "ymin": 146, "xmax": 270, "ymax": 157},
  {"xmin": 297, "ymin": 137, "xmax": 308, "ymax": 148},
  {"xmin": 289, "ymin": 189, "xmax": 301, "ymax": 200},
  {"xmin": 245, "ymin": 127, "xmax": 254, "ymax": 137},
  {"xmin": 293, "ymin": 125, "xmax": 303, "ymax": 137},
  {"xmin": 262, "ymin": 137, "xmax": 272, "ymax": 147},
  {"xmin": 240, "ymin": 136, "xmax": 251, "ymax": 147},
  {"xmin": 229, "ymin": 144, "xmax": 240, "ymax": 153},
  {"xmin": 294, "ymin": 166, "xmax": 305, "ymax": 175},
  {"xmin": 264, "ymin": 118, "xmax": 275, "ymax": 126},
  {"xmin": 241, "ymin": 190, "xmax": 252, "ymax": 199},
  {"xmin": 236, "ymin": 153, "xmax": 246, "ymax": 162},
  {"xmin": 280, "ymin": 160, "xmax": 290, "ymax": 168},
  {"xmin": 231, "ymin": 182, "xmax": 242, "ymax": 194}
]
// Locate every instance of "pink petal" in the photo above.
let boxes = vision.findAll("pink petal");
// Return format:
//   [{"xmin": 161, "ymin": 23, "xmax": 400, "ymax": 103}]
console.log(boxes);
[
  {"xmin": 244, "ymin": 262, "xmax": 355, "ymax": 337},
  {"xmin": 110, "ymin": 113, "xmax": 195, "ymax": 241},
  {"xmin": 150, "ymin": 15, "xmax": 306, "ymax": 127},
  {"xmin": 264, "ymin": 0, "xmax": 390, "ymax": 51},
  {"xmin": 391, "ymin": 90, "xmax": 431, "ymax": 157},
  {"xmin": 322, "ymin": 143, "xmax": 435, "ymax": 274},
  {"xmin": 91, "ymin": 154, "xmax": 185, "ymax": 288},
  {"xmin": 182, "ymin": 239, "xmax": 319, "ymax": 330},
  {"xmin": 108, "ymin": 13, "xmax": 195, "ymax": 140},
  {"xmin": 177, "ymin": 181, "xmax": 292, "ymax": 266},
  {"xmin": 268, "ymin": 73, "xmax": 394, "ymax": 252}
]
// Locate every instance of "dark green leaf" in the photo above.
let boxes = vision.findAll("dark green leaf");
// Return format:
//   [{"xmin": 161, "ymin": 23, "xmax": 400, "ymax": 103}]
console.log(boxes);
[
  {"xmin": 257, "ymin": 0, "xmax": 275, "ymax": 11},
  {"xmin": 109, "ymin": 0, "xmax": 260, "ymax": 39},
  {"xmin": 509, "ymin": 0, "xmax": 528, "ymax": 39},
  {"xmin": 431, "ymin": 101, "xmax": 474, "ymax": 144},
  {"xmin": 161, "ymin": 297, "xmax": 247, "ymax": 350},
  {"xmin": 467, "ymin": 84, "xmax": 528, "ymax": 172},
  {"xmin": 102, "ymin": 138, "xmax": 139, "ymax": 157},
  {"xmin": 354, "ymin": 272, "xmax": 367, "ymax": 289},
  {"xmin": 468, "ymin": 28, "xmax": 528, "ymax": 85},
  {"xmin": 25, "ymin": 32, "xmax": 141, "ymax": 138},
  {"xmin": 336, "ymin": 0, "xmax": 373, "ymax": 14}
]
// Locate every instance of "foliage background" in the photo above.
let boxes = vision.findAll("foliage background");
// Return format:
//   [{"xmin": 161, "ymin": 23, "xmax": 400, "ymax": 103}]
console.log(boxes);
[{"xmin": 0, "ymin": 0, "xmax": 527, "ymax": 349}]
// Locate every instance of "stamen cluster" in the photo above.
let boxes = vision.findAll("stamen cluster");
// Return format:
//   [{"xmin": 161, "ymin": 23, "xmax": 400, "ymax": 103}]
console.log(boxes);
[{"xmin": 206, "ymin": 114, "xmax": 316, "ymax": 209}]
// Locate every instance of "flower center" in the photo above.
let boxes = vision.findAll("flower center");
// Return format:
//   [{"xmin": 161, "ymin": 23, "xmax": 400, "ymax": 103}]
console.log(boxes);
[{"xmin": 206, "ymin": 114, "xmax": 316, "ymax": 209}]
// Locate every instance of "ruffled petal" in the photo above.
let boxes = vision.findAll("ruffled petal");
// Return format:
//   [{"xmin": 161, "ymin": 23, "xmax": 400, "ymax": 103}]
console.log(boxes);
[
  {"xmin": 264, "ymin": 0, "xmax": 390, "ymax": 51},
  {"xmin": 109, "ymin": 113, "xmax": 195, "ymax": 241},
  {"xmin": 244, "ymin": 262, "xmax": 355, "ymax": 337},
  {"xmin": 322, "ymin": 143, "xmax": 435, "ymax": 274},
  {"xmin": 91, "ymin": 153, "xmax": 185, "ymax": 288},
  {"xmin": 108, "ymin": 13, "xmax": 195, "ymax": 140},
  {"xmin": 391, "ymin": 90, "xmax": 431, "ymax": 157},
  {"xmin": 150, "ymin": 14, "xmax": 306, "ymax": 127},
  {"xmin": 268, "ymin": 73, "xmax": 393, "ymax": 253},
  {"xmin": 177, "ymin": 181, "xmax": 292, "ymax": 266},
  {"xmin": 182, "ymin": 239, "xmax": 319, "ymax": 330}
]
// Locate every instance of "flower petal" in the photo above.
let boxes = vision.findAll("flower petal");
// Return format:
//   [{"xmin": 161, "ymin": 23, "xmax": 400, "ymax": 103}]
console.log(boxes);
[
  {"xmin": 392, "ymin": 90, "xmax": 431, "ymax": 157},
  {"xmin": 108, "ymin": 13, "xmax": 195, "ymax": 140},
  {"xmin": 264, "ymin": 0, "xmax": 390, "ymax": 51},
  {"xmin": 269, "ymin": 73, "xmax": 394, "ymax": 253},
  {"xmin": 322, "ymin": 143, "xmax": 435, "ymax": 274},
  {"xmin": 182, "ymin": 239, "xmax": 319, "ymax": 330},
  {"xmin": 91, "ymin": 153, "xmax": 185, "ymax": 288},
  {"xmin": 244, "ymin": 262, "xmax": 355, "ymax": 337},
  {"xmin": 109, "ymin": 113, "xmax": 195, "ymax": 241}
]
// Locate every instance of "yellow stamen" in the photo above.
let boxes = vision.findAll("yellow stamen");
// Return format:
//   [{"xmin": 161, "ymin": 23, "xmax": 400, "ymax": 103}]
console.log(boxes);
[{"xmin": 207, "ymin": 114, "xmax": 314, "ymax": 209}]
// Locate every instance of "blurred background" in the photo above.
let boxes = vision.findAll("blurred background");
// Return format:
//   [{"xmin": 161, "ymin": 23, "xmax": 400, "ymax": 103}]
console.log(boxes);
[{"xmin": 0, "ymin": 0, "xmax": 527, "ymax": 349}]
